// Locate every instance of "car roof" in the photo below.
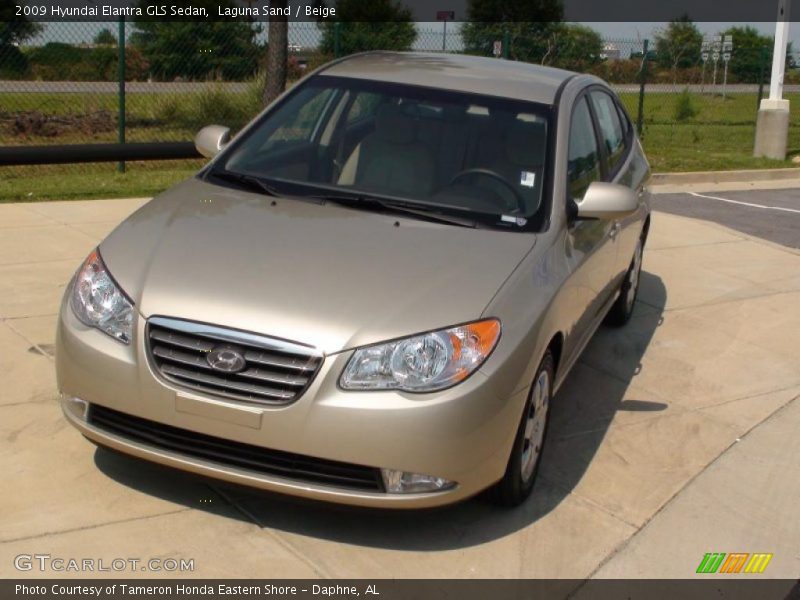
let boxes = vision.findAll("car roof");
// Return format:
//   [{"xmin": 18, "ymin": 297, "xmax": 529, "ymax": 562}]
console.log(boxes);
[{"xmin": 318, "ymin": 52, "xmax": 576, "ymax": 105}]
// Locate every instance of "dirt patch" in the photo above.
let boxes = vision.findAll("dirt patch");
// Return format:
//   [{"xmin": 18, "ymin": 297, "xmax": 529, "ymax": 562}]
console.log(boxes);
[{"xmin": 1, "ymin": 110, "xmax": 116, "ymax": 138}]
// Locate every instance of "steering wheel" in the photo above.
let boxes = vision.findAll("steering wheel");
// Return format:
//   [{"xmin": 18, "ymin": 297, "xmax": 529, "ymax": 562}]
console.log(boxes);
[{"xmin": 449, "ymin": 168, "xmax": 525, "ymax": 211}]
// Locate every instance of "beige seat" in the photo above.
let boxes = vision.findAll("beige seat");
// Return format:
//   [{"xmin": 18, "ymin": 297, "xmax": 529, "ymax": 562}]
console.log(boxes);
[{"xmin": 337, "ymin": 105, "xmax": 436, "ymax": 198}]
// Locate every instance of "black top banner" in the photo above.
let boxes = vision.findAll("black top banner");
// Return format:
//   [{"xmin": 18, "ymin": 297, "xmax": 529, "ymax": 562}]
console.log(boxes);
[{"xmin": 3, "ymin": 0, "xmax": 795, "ymax": 23}]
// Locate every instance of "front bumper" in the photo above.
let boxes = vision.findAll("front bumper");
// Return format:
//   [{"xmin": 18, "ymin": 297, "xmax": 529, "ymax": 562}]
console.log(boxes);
[{"xmin": 56, "ymin": 297, "xmax": 527, "ymax": 509}]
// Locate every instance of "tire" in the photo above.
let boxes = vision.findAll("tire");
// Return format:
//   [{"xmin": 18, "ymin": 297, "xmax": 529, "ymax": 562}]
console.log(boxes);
[
  {"xmin": 606, "ymin": 236, "xmax": 644, "ymax": 327},
  {"xmin": 488, "ymin": 350, "xmax": 554, "ymax": 507}
]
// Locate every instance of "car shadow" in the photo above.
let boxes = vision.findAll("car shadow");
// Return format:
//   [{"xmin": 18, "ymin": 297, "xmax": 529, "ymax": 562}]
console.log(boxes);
[{"xmin": 95, "ymin": 271, "xmax": 666, "ymax": 551}]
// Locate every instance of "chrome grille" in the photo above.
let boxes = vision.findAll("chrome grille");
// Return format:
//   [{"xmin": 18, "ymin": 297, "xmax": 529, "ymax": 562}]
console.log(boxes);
[{"xmin": 147, "ymin": 317, "xmax": 323, "ymax": 406}]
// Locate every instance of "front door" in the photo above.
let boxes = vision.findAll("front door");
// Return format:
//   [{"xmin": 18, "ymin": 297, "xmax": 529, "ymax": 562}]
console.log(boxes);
[{"xmin": 562, "ymin": 95, "xmax": 618, "ymax": 363}]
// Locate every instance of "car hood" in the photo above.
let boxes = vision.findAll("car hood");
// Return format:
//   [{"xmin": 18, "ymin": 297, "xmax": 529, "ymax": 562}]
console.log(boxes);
[{"xmin": 100, "ymin": 178, "xmax": 535, "ymax": 354}]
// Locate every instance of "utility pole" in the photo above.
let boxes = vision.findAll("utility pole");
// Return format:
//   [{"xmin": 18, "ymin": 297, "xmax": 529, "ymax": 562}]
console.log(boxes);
[
  {"xmin": 117, "ymin": 17, "xmax": 126, "ymax": 173},
  {"xmin": 754, "ymin": 0, "xmax": 791, "ymax": 159}
]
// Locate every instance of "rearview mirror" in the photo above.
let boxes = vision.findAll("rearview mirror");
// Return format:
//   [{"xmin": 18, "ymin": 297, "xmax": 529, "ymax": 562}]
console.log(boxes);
[
  {"xmin": 575, "ymin": 182, "xmax": 638, "ymax": 220},
  {"xmin": 195, "ymin": 125, "xmax": 231, "ymax": 159}
]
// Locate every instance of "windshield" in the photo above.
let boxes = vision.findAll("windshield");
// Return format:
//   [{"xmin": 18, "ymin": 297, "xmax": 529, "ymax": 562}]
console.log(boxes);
[{"xmin": 216, "ymin": 75, "xmax": 551, "ymax": 228}]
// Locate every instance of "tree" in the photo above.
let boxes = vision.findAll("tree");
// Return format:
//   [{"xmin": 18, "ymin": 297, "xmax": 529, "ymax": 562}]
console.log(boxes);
[
  {"xmin": 319, "ymin": 0, "xmax": 416, "ymax": 56},
  {"xmin": 94, "ymin": 29, "xmax": 117, "ymax": 46},
  {"xmin": 132, "ymin": 1, "xmax": 261, "ymax": 80},
  {"xmin": 721, "ymin": 26, "xmax": 774, "ymax": 83},
  {"xmin": 0, "ymin": 1, "xmax": 42, "ymax": 47},
  {"xmin": 262, "ymin": 1, "xmax": 288, "ymax": 106},
  {"xmin": 654, "ymin": 16, "xmax": 702, "ymax": 76},
  {"xmin": 462, "ymin": 0, "xmax": 563, "ymax": 63},
  {"xmin": 544, "ymin": 24, "xmax": 603, "ymax": 71},
  {"xmin": 0, "ymin": 0, "xmax": 43, "ymax": 76}
]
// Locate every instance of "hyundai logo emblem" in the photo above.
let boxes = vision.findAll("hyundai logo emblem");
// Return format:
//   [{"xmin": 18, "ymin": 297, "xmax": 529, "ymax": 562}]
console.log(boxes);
[{"xmin": 206, "ymin": 345, "xmax": 246, "ymax": 373}]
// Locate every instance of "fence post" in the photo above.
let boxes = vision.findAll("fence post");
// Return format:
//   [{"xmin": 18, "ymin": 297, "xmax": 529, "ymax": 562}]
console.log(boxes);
[
  {"xmin": 334, "ymin": 21, "xmax": 341, "ymax": 58},
  {"xmin": 502, "ymin": 29, "xmax": 510, "ymax": 59},
  {"xmin": 756, "ymin": 45, "xmax": 768, "ymax": 114},
  {"xmin": 117, "ymin": 17, "xmax": 126, "ymax": 173},
  {"xmin": 636, "ymin": 39, "xmax": 649, "ymax": 137}
]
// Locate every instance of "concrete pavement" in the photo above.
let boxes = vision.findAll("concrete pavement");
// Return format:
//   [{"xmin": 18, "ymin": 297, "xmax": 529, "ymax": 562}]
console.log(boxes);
[{"xmin": 0, "ymin": 198, "xmax": 798, "ymax": 582}]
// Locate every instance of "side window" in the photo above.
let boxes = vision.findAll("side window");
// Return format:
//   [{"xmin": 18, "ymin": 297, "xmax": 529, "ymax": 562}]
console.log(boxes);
[
  {"xmin": 567, "ymin": 97, "xmax": 602, "ymax": 200},
  {"xmin": 589, "ymin": 91, "xmax": 627, "ymax": 175}
]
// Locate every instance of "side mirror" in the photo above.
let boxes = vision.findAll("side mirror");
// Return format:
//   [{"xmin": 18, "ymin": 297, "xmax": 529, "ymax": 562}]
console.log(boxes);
[
  {"xmin": 574, "ymin": 182, "xmax": 638, "ymax": 220},
  {"xmin": 194, "ymin": 125, "xmax": 231, "ymax": 159}
]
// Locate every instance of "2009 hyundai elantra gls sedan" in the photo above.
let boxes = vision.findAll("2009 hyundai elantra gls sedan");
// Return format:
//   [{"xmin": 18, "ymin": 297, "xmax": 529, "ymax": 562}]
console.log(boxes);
[{"xmin": 57, "ymin": 52, "xmax": 651, "ymax": 508}]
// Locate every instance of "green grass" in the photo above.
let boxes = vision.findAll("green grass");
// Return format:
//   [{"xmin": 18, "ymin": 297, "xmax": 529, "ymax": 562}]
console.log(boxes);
[
  {"xmin": 617, "ymin": 92, "xmax": 800, "ymax": 172},
  {"xmin": 641, "ymin": 123, "xmax": 798, "ymax": 172},
  {"xmin": 620, "ymin": 92, "xmax": 800, "ymax": 126},
  {"xmin": 1, "ymin": 89, "xmax": 799, "ymax": 202},
  {"xmin": 0, "ymin": 162, "xmax": 202, "ymax": 203},
  {"xmin": 0, "ymin": 83, "xmax": 264, "ymax": 145}
]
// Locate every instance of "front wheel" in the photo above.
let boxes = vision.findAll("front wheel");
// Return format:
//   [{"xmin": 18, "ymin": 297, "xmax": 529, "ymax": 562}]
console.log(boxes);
[
  {"xmin": 488, "ymin": 350, "xmax": 554, "ymax": 507},
  {"xmin": 606, "ymin": 237, "xmax": 644, "ymax": 327}
]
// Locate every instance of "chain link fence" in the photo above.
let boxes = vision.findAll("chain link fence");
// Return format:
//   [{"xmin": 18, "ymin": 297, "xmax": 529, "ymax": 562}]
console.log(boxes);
[{"xmin": 1, "ymin": 21, "xmax": 799, "ymax": 199}]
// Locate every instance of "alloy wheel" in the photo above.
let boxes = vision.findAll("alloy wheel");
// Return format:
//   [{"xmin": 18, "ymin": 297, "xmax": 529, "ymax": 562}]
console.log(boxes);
[{"xmin": 521, "ymin": 369, "xmax": 550, "ymax": 482}]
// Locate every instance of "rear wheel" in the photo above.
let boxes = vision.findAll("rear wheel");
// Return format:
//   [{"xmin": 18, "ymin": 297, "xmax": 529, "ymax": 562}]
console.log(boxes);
[
  {"xmin": 607, "ymin": 237, "xmax": 644, "ymax": 327},
  {"xmin": 488, "ymin": 350, "xmax": 554, "ymax": 507}
]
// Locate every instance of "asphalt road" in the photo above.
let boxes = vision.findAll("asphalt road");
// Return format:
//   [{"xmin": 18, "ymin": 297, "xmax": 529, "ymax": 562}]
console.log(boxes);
[{"xmin": 651, "ymin": 188, "xmax": 800, "ymax": 249}]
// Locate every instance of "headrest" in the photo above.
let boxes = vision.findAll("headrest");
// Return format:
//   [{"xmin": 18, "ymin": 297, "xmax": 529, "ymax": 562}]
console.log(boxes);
[
  {"xmin": 504, "ymin": 121, "xmax": 546, "ymax": 166},
  {"xmin": 375, "ymin": 104, "xmax": 416, "ymax": 144},
  {"xmin": 442, "ymin": 104, "xmax": 468, "ymax": 122}
]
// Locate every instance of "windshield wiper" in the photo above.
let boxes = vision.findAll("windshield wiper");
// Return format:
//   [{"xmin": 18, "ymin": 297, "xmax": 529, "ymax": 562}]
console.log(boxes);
[
  {"xmin": 210, "ymin": 170, "xmax": 281, "ymax": 197},
  {"xmin": 210, "ymin": 173, "xmax": 479, "ymax": 226},
  {"xmin": 209, "ymin": 170, "xmax": 325, "ymax": 204},
  {"xmin": 314, "ymin": 193, "xmax": 478, "ymax": 229}
]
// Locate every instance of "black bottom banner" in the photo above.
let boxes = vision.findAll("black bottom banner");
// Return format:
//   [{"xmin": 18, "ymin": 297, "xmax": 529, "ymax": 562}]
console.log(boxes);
[{"xmin": 3, "ymin": 579, "xmax": 799, "ymax": 600}]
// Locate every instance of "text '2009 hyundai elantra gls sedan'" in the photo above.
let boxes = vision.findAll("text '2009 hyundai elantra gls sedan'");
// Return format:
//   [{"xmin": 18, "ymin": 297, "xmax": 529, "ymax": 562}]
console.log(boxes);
[{"xmin": 57, "ymin": 52, "xmax": 651, "ymax": 508}]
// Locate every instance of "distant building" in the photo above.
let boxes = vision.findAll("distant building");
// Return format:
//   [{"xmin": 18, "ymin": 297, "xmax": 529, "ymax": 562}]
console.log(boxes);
[{"xmin": 600, "ymin": 42, "xmax": 620, "ymax": 61}]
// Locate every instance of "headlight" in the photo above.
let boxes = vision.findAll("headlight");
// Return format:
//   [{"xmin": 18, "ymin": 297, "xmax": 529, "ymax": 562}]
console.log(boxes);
[
  {"xmin": 340, "ymin": 319, "xmax": 501, "ymax": 392},
  {"xmin": 70, "ymin": 249, "xmax": 134, "ymax": 344}
]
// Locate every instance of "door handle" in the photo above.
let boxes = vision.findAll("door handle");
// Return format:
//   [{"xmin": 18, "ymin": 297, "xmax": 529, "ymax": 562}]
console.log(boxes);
[{"xmin": 609, "ymin": 221, "xmax": 621, "ymax": 239}]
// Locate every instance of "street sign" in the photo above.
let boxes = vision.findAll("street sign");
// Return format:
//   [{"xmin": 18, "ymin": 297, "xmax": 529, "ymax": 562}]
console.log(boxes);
[
  {"xmin": 712, "ymin": 52, "xmax": 720, "ymax": 61},
  {"xmin": 437, "ymin": 10, "xmax": 455, "ymax": 52},
  {"xmin": 493, "ymin": 40, "xmax": 502, "ymax": 57},
  {"xmin": 702, "ymin": 52, "xmax": 709, "ymax": 61},
  {"xmin": 723, "ymin": 52, "xmax": 731, "ymax": 61}
]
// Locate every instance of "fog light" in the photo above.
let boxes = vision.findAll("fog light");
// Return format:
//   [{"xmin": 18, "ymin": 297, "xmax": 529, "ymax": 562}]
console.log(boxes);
[
  {"xmin": 381, "ymin": 469, "xmax": 455, "ymax": 494},
  {"xmin": 61, "ymin": 394, "xmax": 89, "ymax": 421}
]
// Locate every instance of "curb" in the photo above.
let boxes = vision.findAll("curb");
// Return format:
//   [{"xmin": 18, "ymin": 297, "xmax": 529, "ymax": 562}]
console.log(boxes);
[{"xmin": 651, "ymin": 168, "xmax": 800, "ymax": 186}]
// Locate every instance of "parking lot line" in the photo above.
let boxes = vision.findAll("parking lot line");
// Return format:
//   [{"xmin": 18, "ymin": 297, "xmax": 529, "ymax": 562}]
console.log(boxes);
[{"xmin": 688, "ymin": 191, "xmax": 800, "ymax": 214}]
